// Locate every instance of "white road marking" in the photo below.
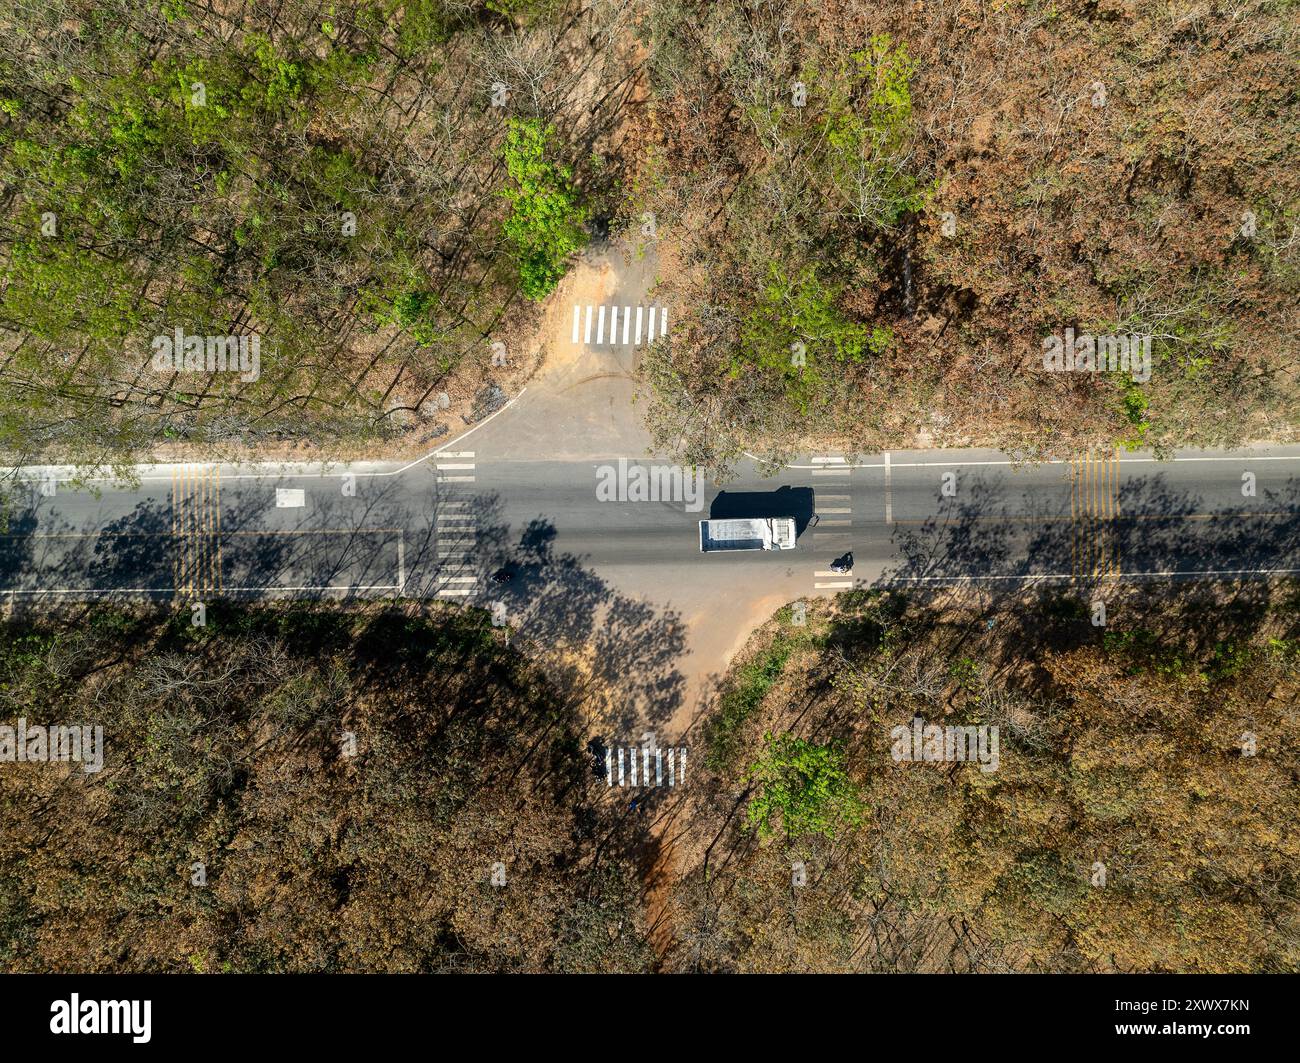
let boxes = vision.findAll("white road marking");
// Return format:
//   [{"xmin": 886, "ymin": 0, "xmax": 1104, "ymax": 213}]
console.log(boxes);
[
  {"xmin": 10, "ymin": 567, "xmax": 1300, "ymax": 601},
  {"xmin": 436, "ymin": 475, "xmax": 475, "ymax": 483},
  {"xmin": 568, "ymin": 304, "xmax": 667, "ymax": 349},
  {"xmin": 817, "ymin": 507, "xmax": 852, "ymax": 514},
  {"xmin": 0, "ymin": 585, "xmax": 408, "ymax": 597},
  {"xmin": 275, "ymin": 488, "xmax": 305, "ymax": 507},
  {"xmin": 814, "ymin": 570, "xmax": 853, "ymax": 578},
  {"xmin": 817, "ymin": 519, "xmax": 852, "ymax": 527},
  {"xmin": 815, "ymin": 581, "xmax": 854, "ymax": 589},
  {"xmin": 11, "ymin": 436, "xmax": 1294, "ymax": 488},
  {"xmin": 812, "ymin": 468, "xmax": 852, "ymax": 477},
  {"xmin": 762, "ymin": 454, "xmax": 1300, "ymax": 471},
  {"xmin": 435, "ymin": 463, "xmax": 475, "ymax": 470},
  {"xmin": 884, "ymin": 450, "xmax": 893, "ymax": 525}
]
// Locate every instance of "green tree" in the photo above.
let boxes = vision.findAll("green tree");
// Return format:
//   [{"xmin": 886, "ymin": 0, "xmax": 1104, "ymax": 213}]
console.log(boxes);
[
  {"xmin": 745, "ymin": 733, "xmax": 865, "ymax": 841},
  {"xmin": 500, "ymin": 117, "xmax": 587, "ymax": 300}
]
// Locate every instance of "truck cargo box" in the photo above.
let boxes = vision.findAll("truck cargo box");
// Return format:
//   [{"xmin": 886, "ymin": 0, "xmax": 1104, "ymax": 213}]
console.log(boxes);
[{"xmin": 698, "ymin": 517, "xmax": 797, "ymax": 552}]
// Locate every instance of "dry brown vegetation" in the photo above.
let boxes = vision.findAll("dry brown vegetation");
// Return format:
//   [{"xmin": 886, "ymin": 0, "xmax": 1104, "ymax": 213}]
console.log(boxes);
[
  {"xmin": 0, "ymin": 603, "xmax": 650, "ymax": 972},
  {"xmin": 639, "ymin": 0, "xmax": 1299, "ymax": 471},
  {"xmin": 662, "ymin": 582, "xmax": 1300, "ymax": 973},
  {"xmin": 3, "ymin": 585, "xmax": 1295, "ymax": 973}
]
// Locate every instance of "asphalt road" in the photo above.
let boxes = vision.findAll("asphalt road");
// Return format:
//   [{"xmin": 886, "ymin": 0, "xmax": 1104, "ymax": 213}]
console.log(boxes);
[{"xmin": 4, "ymin": 440, "xmax": 1299, "ymax": 604}]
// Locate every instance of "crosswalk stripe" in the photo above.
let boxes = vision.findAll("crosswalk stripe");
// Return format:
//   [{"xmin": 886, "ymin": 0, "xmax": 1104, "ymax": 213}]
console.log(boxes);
[
  {"xmin": 435, "ymin": 463, "xmax": 475, "ymax": 470},
  {"xmin": 570, "ymin": 305, "xmax": 669, "ymax": 348},
  {"xmin": 812, "ymin": 469, "xmax": 851, "ymax": 477},
  {"xmin": 437, "ymin": 475, "xmax": 475, "ymax": 483},
  {"xmin": 436, "ymin": 451, "xmax": 475, "ymax": 458},
  {"xmin": 604, "ymin": 746, "xmax": 687, "ymax": 787},
  {"xmin": 817, "ymin": 519, "xmax": 852, "ymax": 527},
  {"xmin": 817, "ymin": 507, "xmax": 852, "ymax": 514},
  {"xmin": 815, "ymin": 581, "xmax": 854, "ymax": 589}
]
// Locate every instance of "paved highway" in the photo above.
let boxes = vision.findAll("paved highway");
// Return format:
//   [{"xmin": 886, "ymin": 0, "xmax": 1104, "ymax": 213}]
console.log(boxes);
[
  {"xmin": 2, "ymin": 235, "xmax": 1297, "ymax": 730},
  {"xmin": 4, "ymin": 435, "xmax": 1298, "ymax": 602}
]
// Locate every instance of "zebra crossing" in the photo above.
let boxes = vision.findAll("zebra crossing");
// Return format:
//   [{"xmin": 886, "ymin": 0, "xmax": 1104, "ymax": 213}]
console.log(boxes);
[
  {"xmin": 435, "ymin": 451, "xmax": 475, "ymax": 484},
  {"xmin": 434, "ymin": 500, "xmax": 478, "ymax": 599},
  {"xmin": 606, "ymin": 745, "xmax": 687, "ymax": 788},
  {"xmin": 571, "ymin": 304, "xmax": 669, "ymax": 348},
  {"xmin": 810, "ymin": 455, "xmax": 852, "ymax": 478},
  {"xmin": 812, "ymin": 459, "xmax": 856, "ymax": 590}
]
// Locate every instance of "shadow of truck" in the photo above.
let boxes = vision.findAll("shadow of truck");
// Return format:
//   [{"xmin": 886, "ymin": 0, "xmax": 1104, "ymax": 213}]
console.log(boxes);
[{"xmin": 709, "ymin": 486, "xmax": 816, "ymax": 537}]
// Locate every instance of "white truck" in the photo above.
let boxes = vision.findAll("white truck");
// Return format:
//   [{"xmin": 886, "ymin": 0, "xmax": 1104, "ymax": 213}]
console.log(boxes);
[{"xmin": 698, "ymin": 517, "xmax": 797, "ymax": 552}]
